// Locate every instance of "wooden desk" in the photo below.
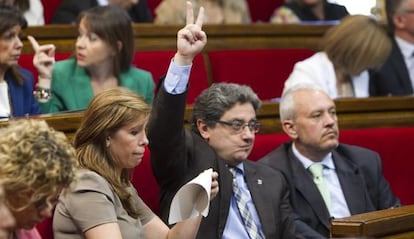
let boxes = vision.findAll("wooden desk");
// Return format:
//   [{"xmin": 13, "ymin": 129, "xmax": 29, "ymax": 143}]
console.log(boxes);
[
  {"xmin": 22, "ymin": 23, "xmax": 331, "ymax": 54},
  {"xmin": 331, "ymin": 205, "xmax": 414, "ymax": 238},
  {"xmin": 2, "ymin": 96, "xmax": 413, "ymax": 139}
]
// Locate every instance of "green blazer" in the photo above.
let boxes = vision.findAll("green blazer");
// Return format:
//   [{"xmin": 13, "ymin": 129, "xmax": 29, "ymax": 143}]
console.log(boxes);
[{"xmin": 40, "ymin": 58, "xmax": 155, "ymax": 113}]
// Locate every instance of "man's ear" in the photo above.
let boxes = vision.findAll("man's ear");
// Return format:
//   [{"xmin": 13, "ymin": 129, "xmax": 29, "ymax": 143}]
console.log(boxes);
[
  {"xmin": 282, "ymin": 119, "xmax": 298, "ymax": 140},
  {"xmin": 197, "ymin": 119, "xmax": 210, "ymax": 140},
  {"xmin": 393, "ymin": 14, "xmax": 406, "ymax": 29}
]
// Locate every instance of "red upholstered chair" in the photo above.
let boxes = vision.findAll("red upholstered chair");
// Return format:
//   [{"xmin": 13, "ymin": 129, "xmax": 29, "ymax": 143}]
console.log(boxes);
[
  {"xmin": 130, "ymin": 146, "xmax": 160, "ymax": 214},
  {"xmin": 42, "ymin": 0, "xmax": 62, "ymax": 24},
  {"xmin": 133, "ymin": 51, "xmax": 209, "ymax": 104},
  {"xmin": 207, "ymin": 49, "xmax": 315, "ymax": 101},
  {"xmin": 36, "ymin": 217, "xmax": 53, "ymax": 239},
  {"xmin": 247, "ymin": 0, "xmax": 284, "ymax": 22},
  {"xmin": 250, "ymin": 133, "xmax": 289, "ymax": 162},
  {"xmin": 339, "ymin": 127, "xmax": 414, "ymax": 205},
  {"xmin": 146, "ymin": 0, "xmax": 162, "ymax": 19}
]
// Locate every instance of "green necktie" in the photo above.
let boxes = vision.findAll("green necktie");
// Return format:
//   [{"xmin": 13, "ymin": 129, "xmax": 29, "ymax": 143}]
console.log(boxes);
[{"xmin": 309, "ymin": 163, "xmax": 331, "ymax": 212}]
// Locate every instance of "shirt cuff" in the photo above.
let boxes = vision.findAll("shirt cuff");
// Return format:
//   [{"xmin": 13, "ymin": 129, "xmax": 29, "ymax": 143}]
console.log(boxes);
[{"xmin": 164, "ymin": 59, "xmax": 192, "ymax": 95}]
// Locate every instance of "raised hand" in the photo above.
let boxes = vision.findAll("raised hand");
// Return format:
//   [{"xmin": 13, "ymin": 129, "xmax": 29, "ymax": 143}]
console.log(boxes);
[
  {"xmin": 27, "ymin": 36, "xmax": 56, "ymax": 84},
  {"xmin": 174, "ymin": 1, "xmax": 207, "ymax": 65}
]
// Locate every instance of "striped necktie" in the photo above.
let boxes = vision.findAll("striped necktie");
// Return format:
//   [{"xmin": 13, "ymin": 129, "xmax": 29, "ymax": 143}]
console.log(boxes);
[{"xmin": 228, "ymin": 167, "xmax": 264, "ymax": 239}]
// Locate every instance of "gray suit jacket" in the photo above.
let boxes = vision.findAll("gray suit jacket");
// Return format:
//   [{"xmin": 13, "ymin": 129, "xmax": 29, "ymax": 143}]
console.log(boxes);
[
  {"xmin": 259, "ymin": 142, "xmax": 400, "ymax": 238},
  {"xmin": 148, "ymin": 84, "xmax": 302, "ymax": 239}
]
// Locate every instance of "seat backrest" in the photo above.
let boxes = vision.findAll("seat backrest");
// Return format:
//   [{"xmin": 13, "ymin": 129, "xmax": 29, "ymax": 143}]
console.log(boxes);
[
  {"xmin": 247, "ymin": 0, "xmax": 284, "ymax": 22},
  {"xmin": 207, "ymin": 49, "xmax": 314, "ymax": 101},
  {"xmin": 339, "ymin": 127, "xmax": 414, "ymax": 205},
  {"xmin": 133, "ymin": 51, "xmax": 210, "ymax": 104},
  {"xmin": 42, "ymin": 0, "xmax": 62, "ymax": 24}
]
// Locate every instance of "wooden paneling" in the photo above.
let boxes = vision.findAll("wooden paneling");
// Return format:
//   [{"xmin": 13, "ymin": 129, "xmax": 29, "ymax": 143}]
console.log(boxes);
[
  {"xmin": 3, "ymin": 96, "xmax": 413, "ymax": 140},
  {"xmin": 22, "ymin": 23, "xmax": 330, "ymax": 54}
]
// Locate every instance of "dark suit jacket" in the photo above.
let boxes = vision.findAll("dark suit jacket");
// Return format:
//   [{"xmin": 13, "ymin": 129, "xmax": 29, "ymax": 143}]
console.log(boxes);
[
  {"xmin": 284, "ymin": 2, "xmax": 348, "ymax": 21},
  {"xmin": 6, "ymin": 68, "xmax": 42, "ymax": 117},
  {"xmin": 51, "ymin": 0, "xmax": 152, "ymax": 24},
  {"xmin": 369, "ymin": 37, "xmax": 414, "ymax": 96},
  {"xmin": 148, "ymin": 84, "xmax": 302, "ymax": 239},
  {"xmin": 259, "ymin": 142, "xmax": 400, "ymax": 238}
]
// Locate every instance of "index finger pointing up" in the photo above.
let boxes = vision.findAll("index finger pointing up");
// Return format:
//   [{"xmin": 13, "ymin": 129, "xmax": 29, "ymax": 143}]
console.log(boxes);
[
  {"xmin": 27, "ymin": 35, "xmax": 40, "ymax": 52},
  {"xmin": 186, "ymin": 1, "xmax": 194, "ymax": 26}
]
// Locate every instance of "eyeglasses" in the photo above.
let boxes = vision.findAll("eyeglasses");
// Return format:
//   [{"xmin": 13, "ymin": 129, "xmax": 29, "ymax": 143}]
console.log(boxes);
[{"xmin": 215, "ymin": 120, "xmax": 261, "ymax": 134}]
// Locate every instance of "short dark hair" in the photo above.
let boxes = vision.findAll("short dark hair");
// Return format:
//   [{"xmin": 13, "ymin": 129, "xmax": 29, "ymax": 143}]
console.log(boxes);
[{"xmin": 191, "ymin": 83, "xmax": 261, "ymax": 134}]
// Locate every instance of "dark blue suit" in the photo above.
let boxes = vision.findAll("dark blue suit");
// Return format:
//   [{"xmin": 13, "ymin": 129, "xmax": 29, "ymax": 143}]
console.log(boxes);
[
  {"xmin": 6, "ymin": 68, "xmax": 42, "ymax": 117},
  {"xmin": 369, "ymin": 37, "xmax": 414, "ymax": 96}
]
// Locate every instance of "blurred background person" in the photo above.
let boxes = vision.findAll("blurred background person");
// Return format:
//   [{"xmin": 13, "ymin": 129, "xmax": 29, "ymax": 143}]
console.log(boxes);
[
  {"xmin": 30, "ymin": 5, "xmax": 154, "ymax": 113},
  {"xmin": 51, "ymin": 0, "xmax": 152, "ymax": 24},
  {"xmin": 270, "ymin": 0, "xmax": 348, "ymax": 24},
  {"xmin": 0, "ymin": 6, "xmax": 41, "ymax": 118},
  {"xmin": 154, "ymin": 0, "xmax": 251, "ymax": 24},
  {"xmin": 0, "ymin": 119, "xmax": 77, "ymax": 239},
  {"xmin": 369, "ymin": 0, "xmax": 414, "ymax": 96},
  {"xmin": 283, "ymin": 15, "xmax": 391, "ymax": 98},
  {"xmin": 0, "ymin": 0, "xmax": 44, "ymax": 25}
]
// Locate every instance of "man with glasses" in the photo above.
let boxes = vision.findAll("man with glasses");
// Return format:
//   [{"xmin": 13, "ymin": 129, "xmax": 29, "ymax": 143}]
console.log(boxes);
[
  {"xmin": 369, "ymin": 0, "xmax": 414, "ymax": 96},
  {"xmin": 147, "ymin": 6, "xmax": 301, "ymax": 237},
  {"xmin": 149, "ymin": 80, "xmax": 302, "ymax": 238}
]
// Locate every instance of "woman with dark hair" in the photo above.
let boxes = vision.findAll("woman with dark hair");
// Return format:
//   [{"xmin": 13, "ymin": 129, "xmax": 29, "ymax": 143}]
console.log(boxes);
[
  {"xmin": 30, "ymin": 5, "xmax": 155, "ymax": 113},
  {"xmin": 270, "ymin": 0, "xmax": 348, "ymax": 23},
  {"xmin": 0, "ymin": 6, "xmax": 41, "ymax": 118}
]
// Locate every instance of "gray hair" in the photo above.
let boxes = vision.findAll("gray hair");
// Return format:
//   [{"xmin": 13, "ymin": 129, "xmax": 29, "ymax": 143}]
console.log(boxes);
[
  {"xmin": 191, "ymin": 83, "xmax": 261, "ymax": 134},
  {"xmin": 279, "ymin": 83, "xmax": 326, "ymax": 121}
]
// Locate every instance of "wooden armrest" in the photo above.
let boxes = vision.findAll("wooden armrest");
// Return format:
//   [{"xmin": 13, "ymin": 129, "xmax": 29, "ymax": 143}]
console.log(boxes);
[{"xmin": 331, "ymin": 205, "xmax": 414, "ymax": 238}]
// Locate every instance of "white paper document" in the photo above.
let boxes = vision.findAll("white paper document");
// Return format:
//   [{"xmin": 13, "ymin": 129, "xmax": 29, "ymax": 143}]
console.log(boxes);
[{"xmin": 168, "ymin": 168, "xmax": 213, "ymax": 224}]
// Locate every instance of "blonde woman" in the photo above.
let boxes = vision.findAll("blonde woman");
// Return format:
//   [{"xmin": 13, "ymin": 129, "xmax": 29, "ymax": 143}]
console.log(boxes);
[
  {"xmin": 283, "ymin": 15, "xmax": 391, "ymax": 98},
  {"xmin": 0, "ymin": 119, "xmax": 77, "ymax": 239}
]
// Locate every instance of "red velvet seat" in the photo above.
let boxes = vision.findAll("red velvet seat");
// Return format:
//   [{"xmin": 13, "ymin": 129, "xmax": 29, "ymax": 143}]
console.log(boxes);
[
  {"xmin": 207, "ymin": 49, "xmax": 315, "ymax": 101},
  {"xmin": 41, "ymin": 0, "xmax": 62, "ymax": 24},
  {"xmin": 247, "ymin": 0, "xmax": 283, "ymax": 22},
  {"xmin": 133, "ymin": 51, "xmax": 210, "ymax": 104},
  {"xmin": 339, "ymin": 127, "xmax": 414, "ymax": 205}
]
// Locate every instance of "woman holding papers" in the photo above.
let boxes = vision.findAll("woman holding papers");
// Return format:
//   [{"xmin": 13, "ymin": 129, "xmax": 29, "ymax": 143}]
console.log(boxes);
[{"xmin": 53, "ymin": 86, "xmax": 218, "ymax": 238}]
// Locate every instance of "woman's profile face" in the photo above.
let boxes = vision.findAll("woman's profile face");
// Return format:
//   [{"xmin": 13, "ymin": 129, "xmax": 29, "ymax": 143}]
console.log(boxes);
[
  {"xmin": 75, "ymin": 18, "xmax": 117, "ymax": 69},
  {"xmin": 0, "ymin": 25, "xmax": 23, "ymax": 68}
]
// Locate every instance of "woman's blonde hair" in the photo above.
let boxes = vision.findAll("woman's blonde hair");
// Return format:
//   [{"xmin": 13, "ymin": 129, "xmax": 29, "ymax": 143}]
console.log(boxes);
[
  {"xmin": 74, "ymin": 87, "xmax": 151, "ymax": 218},
  {"xmin": 0, "ymin": 119, "xmax": 77, "ymax": 212},
  {"xmin": 321, "ymin": 15, "xmax": 391, "ymax": 75}
]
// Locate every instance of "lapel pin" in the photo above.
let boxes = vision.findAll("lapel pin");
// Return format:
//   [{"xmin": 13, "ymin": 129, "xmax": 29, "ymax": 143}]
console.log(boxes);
[{"xmin": 257, "ymin": 179, "xmax": 262, "ymax": 185}]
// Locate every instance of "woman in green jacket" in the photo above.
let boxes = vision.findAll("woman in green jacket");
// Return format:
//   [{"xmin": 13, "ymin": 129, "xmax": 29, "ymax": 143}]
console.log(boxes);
[{"xmin": 29, "ymin": 5, "xmax": 154, "ymax": 113}]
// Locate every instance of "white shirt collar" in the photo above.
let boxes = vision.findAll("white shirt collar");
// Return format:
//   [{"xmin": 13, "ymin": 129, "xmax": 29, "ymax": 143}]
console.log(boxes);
[
  {"xmin": 395, "ymin": 36, "xmax": 414, "ymax": 59},
  {"xmin": 96, "ymin": 0, "xmax": 109, "ymax": 6},
  {"xmin": 292, "ymin": 143, "xmax": 335, "ymax": 170}
]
